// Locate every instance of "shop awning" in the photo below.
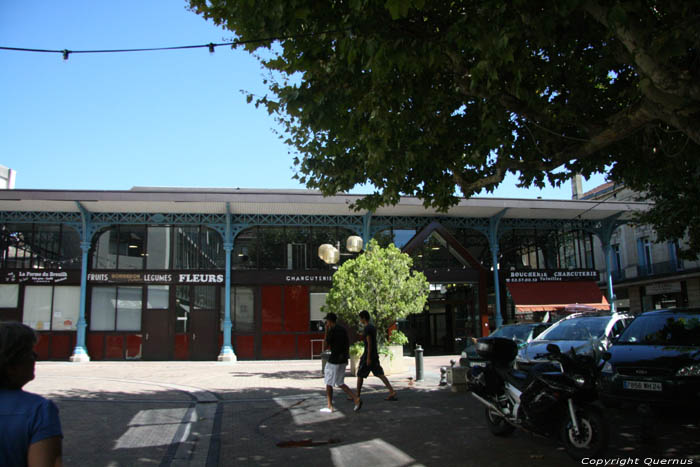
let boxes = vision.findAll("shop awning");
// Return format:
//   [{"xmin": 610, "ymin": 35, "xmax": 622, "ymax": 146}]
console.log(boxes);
[{"xmin": 506, "ymin": 281, "xmax": 609, "ymax": 314}]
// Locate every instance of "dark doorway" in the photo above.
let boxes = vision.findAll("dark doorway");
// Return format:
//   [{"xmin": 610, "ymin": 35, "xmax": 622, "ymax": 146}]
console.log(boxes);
[
  {"xmin": 175, "ymin": 285, "xmax": 220, "ymax": 360},
  {"xmin": 142, "ymin": 308, "xmax": 174, "ymax": 360},
  {"xmin": 142, "ymin": 285, "xmax": 174, "ymax": 360}
]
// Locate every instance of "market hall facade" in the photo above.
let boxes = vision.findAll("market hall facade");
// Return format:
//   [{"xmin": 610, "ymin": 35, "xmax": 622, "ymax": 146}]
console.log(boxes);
[{"xmin": 0, "ymin": 188, "xmax": 645, "ymax": 361}]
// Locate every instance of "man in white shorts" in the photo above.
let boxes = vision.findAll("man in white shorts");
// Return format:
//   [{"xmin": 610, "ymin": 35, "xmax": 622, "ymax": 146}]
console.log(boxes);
[{"xmin": 321, "ymin": 313, "xmax": 362, "ymax": 413}]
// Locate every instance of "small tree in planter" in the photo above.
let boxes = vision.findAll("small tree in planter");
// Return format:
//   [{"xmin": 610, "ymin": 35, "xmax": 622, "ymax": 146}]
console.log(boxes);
[{"xmin": 323, "ymin": 239, "xmax": 429, "ymax": 355}]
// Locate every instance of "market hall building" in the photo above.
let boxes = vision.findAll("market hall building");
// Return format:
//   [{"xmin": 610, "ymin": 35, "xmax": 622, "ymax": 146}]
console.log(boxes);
[{"xmin": 0, "ymin": 188, "xmax": 646, "ymax": 361}]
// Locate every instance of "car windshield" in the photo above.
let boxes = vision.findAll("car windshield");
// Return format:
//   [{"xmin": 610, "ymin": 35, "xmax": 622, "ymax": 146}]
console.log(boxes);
[
  {"xmin": 492, "ymin": 325, "xmax": 532, "ymax": 341},
  {"xmin": 617, "ymin": 313, "xmax": 700, "ymax": 345},
  {"xmin": 537, "ymin": 316, "xmax": 609, "ymax": 341}
]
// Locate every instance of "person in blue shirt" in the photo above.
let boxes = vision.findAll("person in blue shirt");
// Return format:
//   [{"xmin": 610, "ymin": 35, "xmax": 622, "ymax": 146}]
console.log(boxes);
[{"xmin": 1, "ymin": 322, "xmax": 63, "ymax": 467}]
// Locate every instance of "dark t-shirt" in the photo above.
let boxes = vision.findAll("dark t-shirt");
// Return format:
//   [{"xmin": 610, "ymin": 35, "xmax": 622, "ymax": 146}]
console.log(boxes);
[
  {"xmin": 362, "ymin": 323, "xmax": 380, "ymax": 360},
  {"xmin": 326, "ymin": 324, "xmax": 350, "ymax": 364}
]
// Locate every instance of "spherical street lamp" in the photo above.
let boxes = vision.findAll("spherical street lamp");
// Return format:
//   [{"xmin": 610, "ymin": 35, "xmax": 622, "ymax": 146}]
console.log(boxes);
[{"xmin": 318, "ymin": 236, "xmax": 363, "ymax": 265}]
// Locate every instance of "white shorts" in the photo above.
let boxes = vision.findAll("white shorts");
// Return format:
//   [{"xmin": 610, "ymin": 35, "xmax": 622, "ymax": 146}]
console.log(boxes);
[{"xmin": 324, "ymin": 362, "xmax": 347, "ymax": 387}]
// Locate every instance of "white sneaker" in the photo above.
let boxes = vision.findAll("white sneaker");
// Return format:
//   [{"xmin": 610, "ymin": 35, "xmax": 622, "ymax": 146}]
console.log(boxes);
[{"xmin": 320, "ymin": 407, "xmax": 333, "ymax": 413}]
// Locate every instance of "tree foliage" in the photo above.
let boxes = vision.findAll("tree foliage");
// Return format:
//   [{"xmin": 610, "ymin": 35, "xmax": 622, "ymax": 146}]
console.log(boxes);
[
  {"xmin": 321, "ymin": 240, "xmax": 429, "ymax": 343},
  {"xmin": 189, "ymin": 0, "xmax": 700, "ymax": 256}
]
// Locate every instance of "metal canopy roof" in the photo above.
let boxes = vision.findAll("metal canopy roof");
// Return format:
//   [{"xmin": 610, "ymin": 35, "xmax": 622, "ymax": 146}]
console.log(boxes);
[{"xmin": 0, "ymin": 187, "xmax": 649, "ymax": 221}]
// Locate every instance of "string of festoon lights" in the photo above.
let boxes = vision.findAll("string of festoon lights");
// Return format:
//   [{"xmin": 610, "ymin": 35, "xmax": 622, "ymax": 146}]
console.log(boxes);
[{"xmin": 0, "ymin": 29, "xmax": 348, "ymax": 60}]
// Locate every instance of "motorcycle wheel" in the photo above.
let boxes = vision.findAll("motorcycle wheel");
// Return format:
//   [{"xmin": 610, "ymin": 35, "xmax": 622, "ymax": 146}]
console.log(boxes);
[
  {"xmin": 560, "ymin": 406, "xmax": 609, "ymax": 460},
  {"xmin": 485, "ymin": 407, "xmax": 516, "ymax": 436}
]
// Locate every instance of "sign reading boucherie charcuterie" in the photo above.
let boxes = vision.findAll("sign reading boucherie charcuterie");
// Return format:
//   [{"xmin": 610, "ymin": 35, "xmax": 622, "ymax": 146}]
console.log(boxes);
[{"xmin": 505, "ymin": 269, "xmax": 599, "ymax": 283}]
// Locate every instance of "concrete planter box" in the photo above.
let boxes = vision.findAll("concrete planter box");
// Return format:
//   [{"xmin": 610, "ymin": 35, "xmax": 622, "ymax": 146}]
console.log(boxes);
[{"xmin": 349, "ymin": 345, "xmax": 406, "ymax": 376}]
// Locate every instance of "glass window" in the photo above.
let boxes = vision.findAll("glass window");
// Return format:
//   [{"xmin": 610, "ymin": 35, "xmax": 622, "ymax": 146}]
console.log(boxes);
[
  {"xmin": 90, "ymin": 287, "xmax": 117, "ymax": 331},
  {"xmin": 259, "ymin": 227, "xmax": 286, "ymax": 269},
  {"xmin": 174, "ymin": 227, "xmax": 199, "ymax": 269},
  {"xmin": 392, "ymin": 230, "xmax": 416, "ymax": 249},
  {"xmin": 233, "ymin": 287, "xmax": 254, "ymax": 333},
  {"xmin": 232, "ymin": 228, "xmax": 258, "ymax": 270},
  {"xmin": 22, "ymin": 286, "xmax": 52, "ymax": 330},
  {"xmin": 1, "ymin": 224, "xmax": 33, "ymax": 269},
  {"xmin": 424, "ymin": 234, "xmax": 450, "ymax": 268},
  {"xmin": 618, "ymin": 313, "xmax": 700, "ymax": 345},
  {"xmin": 174, "ymin": 227, "xmax": 224, "ymax": 270},
  {"xmin": 51, "ymin": 287, "xmax": 80, "ymax": 331},
  {"xmin": 116, "ymin": 287, "xmax": 142, "ymax": 331},
  {"xmin": 147, "ymin": 227, "xmax": 171, "ymax": 269},
  {"xmin": 59, "ymin": 226, "xmax": 82, "ymax": 270},
  {"xmin": 147, "ymin": 285, "xmax": 169, "ymax": 309},
  {"xmin": 117, "ymin": 226, "xmax": 146, "ymax": 270},
  {"xmin": 1, "ymin": 224, "xmax": 82, "ymax": 270},
  {"xmin": 0, "ymin": 284, "xmax": 19, "ymax": 307},
  {"xmin": 93, "ymin": 228, "xmax": 117, "ymax": 269},
  {"xmin": 193, "ymin": 285, "xmax": 216, "ymax": 310}
]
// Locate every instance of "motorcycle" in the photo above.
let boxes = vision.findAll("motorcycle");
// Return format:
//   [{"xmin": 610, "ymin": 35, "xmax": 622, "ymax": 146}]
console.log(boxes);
[{"xmin": 468, "ymin": 337, "xmax": 608, "ymax": 460}]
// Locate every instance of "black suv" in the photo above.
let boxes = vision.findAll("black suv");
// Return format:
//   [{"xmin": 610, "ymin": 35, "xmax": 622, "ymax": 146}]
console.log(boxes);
[{"xmin": 598, "ymin": 308, "xmax": 700, "ymax": 410}]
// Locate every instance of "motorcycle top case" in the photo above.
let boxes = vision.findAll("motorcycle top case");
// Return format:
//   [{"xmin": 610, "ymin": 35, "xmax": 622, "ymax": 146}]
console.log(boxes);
[{"xmin": 475, "ymin": 337, "xmax": 518, "ymax": 366}]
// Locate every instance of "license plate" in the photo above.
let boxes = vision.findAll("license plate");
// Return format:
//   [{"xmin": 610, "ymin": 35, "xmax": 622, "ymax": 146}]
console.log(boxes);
[
  {"xmin": 623, "ymin": 380, "xmax": 662, "ymax": 392},
  {"xmin": 470, "ymin": 361, "xmax": 486, "ymax": 368}
]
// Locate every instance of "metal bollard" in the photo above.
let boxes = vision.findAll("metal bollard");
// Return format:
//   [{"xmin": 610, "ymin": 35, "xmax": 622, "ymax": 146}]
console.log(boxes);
[
  {"xmin": 439, "ymin": 366, "xmax": 447, "ymax": 386},
  {"xmin": 415, "ymin": 344, "xmax": 424, "ymax": 381}
]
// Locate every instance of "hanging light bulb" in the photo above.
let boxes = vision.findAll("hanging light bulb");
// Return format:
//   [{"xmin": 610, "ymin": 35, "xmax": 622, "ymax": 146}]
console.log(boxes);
[
  {"xmin": 318, "ymin": 243, "xmax": 334, "ymax": 262},
  {"xmin": 318, "ymin": 243, "xmax": 340, "ymax": 264},
  {"xmin": 327, "ymin": 247, "xmax": 340, "ymax": 265},
  {"xmin": 346, "ymin": 235, "xmax": 363, "ymax": 253}
]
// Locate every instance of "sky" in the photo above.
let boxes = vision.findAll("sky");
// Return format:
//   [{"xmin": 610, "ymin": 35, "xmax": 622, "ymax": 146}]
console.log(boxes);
[{"xmin": 1, "ymin": 1, "xmax": 607, "ymax": 199}]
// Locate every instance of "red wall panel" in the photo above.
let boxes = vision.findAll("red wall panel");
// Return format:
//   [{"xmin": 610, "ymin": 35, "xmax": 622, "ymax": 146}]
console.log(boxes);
[
  {"xmin": 261, "ymin": 286, "xmax": 282, "ymax": 332},
  {"xmin": 126, "ymin": 335, "xmax": 142, "ymax": 359},
  {"xmin": 50, "ymin": 334, "xmax": 73, "ymax": 359},
  {"xmin": 234, "ymin": 335, "xmax": 255, "ymax": 360},
  {"xmin": 298, "ymin": 333, "xmax": 324, "ymax": 359},
  {"xmin": 174, "ymin": 334, "xmax": 188, "ymax": 360},
  {"xmin": 261, "ymin": 334, "xmax": 296, "ymax": 359},
  {"xmin": 87, "ymin": 333, "xmax": 105, "ymax": 360},
  {"xmin": 34, "ymin": 333, "xmax": 50, "ymax": 360},
  {"xmin": 284, "ymin": 286, "xmax": 309, "ymax": 332},
  {"xmin": 105, "ymin": 335, "xmax": 124, "ymax": 359}
]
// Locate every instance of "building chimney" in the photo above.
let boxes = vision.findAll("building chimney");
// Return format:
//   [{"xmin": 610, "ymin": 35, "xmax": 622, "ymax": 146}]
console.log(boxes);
[
  {"xmin": 0, "ymin": 165, "xmax": 16, "ymax": 189},
  {"xmin": 571, "ymin": 174, "xmax": 583, "ymax": 200}
]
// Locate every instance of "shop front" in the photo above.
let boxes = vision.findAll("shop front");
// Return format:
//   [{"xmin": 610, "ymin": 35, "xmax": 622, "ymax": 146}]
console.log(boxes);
[{"xmin": 0, "ymin": 188, "xmax": 648, "ymax": 361}]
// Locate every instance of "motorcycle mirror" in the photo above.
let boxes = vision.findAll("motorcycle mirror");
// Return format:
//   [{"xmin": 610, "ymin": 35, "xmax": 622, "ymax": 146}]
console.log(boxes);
[
  {"xmin": 602, "ymin": 351, "xmax": 612, "ymax": 361},
  {"xmin": 546, "ymin": 343, "xmax": 561, "ymax": 355}
]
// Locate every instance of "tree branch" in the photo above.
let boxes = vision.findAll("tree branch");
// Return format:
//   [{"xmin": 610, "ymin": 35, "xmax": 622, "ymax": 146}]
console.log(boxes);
[{"xmin": 582, "ymin": 0, "xmax": 700, "ymax": 103}]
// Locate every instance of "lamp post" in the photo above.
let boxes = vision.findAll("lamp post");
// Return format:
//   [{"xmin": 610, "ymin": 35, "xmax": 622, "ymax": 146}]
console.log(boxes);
[{"xmin": 318, "ymin": 235, "xmax": 364, "ymax": 265}]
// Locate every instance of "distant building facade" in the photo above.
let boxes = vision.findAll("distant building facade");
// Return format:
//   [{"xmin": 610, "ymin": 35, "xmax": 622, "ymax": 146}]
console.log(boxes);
[{"xmin": 573, "ymin": 177, "xmax": 700, "ymax": 314}]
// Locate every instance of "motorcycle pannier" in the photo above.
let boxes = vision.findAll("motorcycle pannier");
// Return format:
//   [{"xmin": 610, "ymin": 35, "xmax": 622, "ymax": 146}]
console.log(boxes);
[{"xmin": 475, "ymin": 337, "xmax": 518, "ymax": 366}]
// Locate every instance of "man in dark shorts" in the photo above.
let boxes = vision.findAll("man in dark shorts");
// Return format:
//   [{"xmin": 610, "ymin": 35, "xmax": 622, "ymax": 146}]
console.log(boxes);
[{"xmin": 356, "ymin": 310, "xmax": 398, "ymax": 401}]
